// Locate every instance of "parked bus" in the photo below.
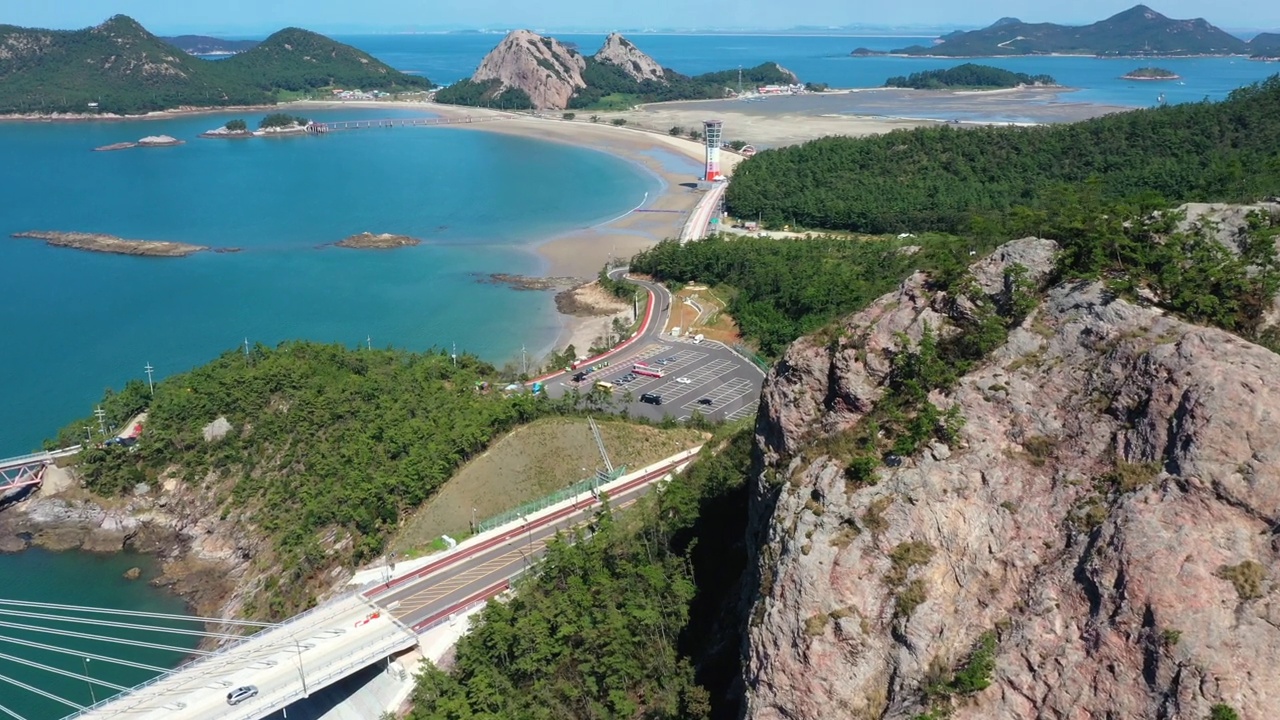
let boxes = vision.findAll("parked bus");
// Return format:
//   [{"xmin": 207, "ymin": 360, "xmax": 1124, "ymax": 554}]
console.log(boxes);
[
  {"xmin": 633, "ymin": 368, "xmax": 664, "ymax": 379},
  {"xmin": 594, "ymin": 381, "xmax": 614, "ymax": 391}
]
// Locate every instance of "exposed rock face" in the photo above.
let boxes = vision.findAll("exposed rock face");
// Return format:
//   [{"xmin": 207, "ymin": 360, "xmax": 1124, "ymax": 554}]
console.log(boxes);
[
  {"xmin": 594, "ymin": 33, "xmax": 665, "ymax": 83},
  {"xmin": 12, "ymin": 231, "xmax": 207, "ymax": 257},
  {"xmin": 745, "ymin": 237, "xmax": 1277, "ymax": 720},
  {"xmin": 471, "ymin": 30, "xmax": 586, "ymax": 110}
]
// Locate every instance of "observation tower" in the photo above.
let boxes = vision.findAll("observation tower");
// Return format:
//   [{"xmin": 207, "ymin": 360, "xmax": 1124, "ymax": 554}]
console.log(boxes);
[{"xmin": 703, "ymin": 120, "xmax": 723, "ymax": 182}]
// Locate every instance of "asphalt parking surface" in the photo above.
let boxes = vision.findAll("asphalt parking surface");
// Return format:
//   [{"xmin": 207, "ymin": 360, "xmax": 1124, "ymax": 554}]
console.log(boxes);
[{"xmin": 547, "ymin": 338, "xmax": 764, "ymax": 423}]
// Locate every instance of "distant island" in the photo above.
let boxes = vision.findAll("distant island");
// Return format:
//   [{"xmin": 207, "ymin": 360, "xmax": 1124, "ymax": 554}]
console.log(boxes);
[
  {"xmin": 334, "ymin": 232, "xmax": 423, "ymax": 249},
  {"xmin": 1123, "ymin": 67, "xmax": 1181, "ymax": 80},
  {"xmin": 879, "ymin": 4, "xmax": 1267, "ymax": 57},
  {"xmin": 435, "ymin": 30, "xmax": 799, "ymax": 111},
  {"xmin": 12, "ymin": 231, "xmax": 208, "ymax": 257},
  {"xmin": 160, "ymin": 35, "xmax": 260, "ymax": 56},
  {"xmin": 93, "ymin": 135, "xmax": 184, "ymax": 151},
  {"xmin": 1252, "ymin": 33, "xmax": 1280, "ymax": 59},
  {"xmin": 885, "ymin": 64, "xmax": 1056, "ymax": 90},
  {"xmin": 0, "ymin": 15, "xmax": 431, "ymax": 116}
]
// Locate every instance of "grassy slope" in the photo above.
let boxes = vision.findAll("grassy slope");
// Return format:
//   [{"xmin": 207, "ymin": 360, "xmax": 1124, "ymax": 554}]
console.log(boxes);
[{"xmin": 393, "ymin": 417, "xmax": 708, "ymax": 552}]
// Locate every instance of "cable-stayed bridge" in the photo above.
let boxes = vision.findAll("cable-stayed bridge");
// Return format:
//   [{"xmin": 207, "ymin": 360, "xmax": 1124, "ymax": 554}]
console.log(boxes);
[{"xmin": 0, "ymin": 450, "xmax": 700, "ymax": 720}]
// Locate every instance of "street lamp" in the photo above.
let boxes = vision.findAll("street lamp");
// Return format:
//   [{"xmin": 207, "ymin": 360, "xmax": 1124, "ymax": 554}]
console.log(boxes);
[
  {"xmin": 82, "ymin": 657, "xmax": 96, "ymax": 705},
  {"xmin": 471, "ymin": 506, "xmax": 477, "ymax": 533},
  {"xmin": 293, "ymin": 634, "xmax": 309, "ymax": 698}
]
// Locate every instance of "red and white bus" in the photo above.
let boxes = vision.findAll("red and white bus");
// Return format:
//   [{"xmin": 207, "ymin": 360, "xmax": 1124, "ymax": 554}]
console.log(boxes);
[{"xmin": 633, "ymin": 367, "xmax": 664, "ymax": 378}]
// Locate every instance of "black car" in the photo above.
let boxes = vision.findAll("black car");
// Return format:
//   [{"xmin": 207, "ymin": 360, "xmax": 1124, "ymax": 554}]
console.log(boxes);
[
  {"xmin": 697, "ymin": 398, "xmax": 713, "ymax": 406},
  {"xmin": 640, "ymin": 393, "xmax": 663, "ymax": 405},
  {"xmin": 572, "ymin": 372, "xmax": 588, "ymax": 382}
]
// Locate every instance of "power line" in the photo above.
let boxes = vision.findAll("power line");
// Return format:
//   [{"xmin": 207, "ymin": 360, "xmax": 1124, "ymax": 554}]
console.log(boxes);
[
  {"xmin": 0, "ymin": 599, "xmax": 275, "ymax": 627},
  {"xmin": 0, "ymin": 671, "xmax": 82, "ymax": 710},
  {"xmin": 0, "ymin": 621, "xmax": 217, "ymax": 657},
  {"xmin": 0, "ymin": 701, "xmax": 29, "ymax": 720},
  {"xmin": 0, "ymin": 650, "xmax": 131, "ymax": 693},
  {"xmin": 0, "ymin": 634, "xmax": 169, "ymax": 673},
  {"xmin": 0, "ymin": 608, "xmax": 248, "ymax": 642}
]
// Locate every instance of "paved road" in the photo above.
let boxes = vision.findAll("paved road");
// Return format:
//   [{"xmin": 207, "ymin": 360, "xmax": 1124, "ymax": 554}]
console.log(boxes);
[
  {"xmin": 680, "ymin": 182, "xmax": 726, "ymax": 243},
  {"xmin": 540, "ymin": 269, "xmax": 763, "ymax": 423},
  {"xmin": 74, "ymin": 596, "xmax": 416, "ymax": 720},
  {"xmin": 366, "ymin": 459, "xmax": 689, "ymax": 631}
]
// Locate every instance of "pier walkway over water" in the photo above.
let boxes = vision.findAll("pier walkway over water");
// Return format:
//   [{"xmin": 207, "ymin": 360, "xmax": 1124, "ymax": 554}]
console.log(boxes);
[{"xmin": 306, "ymin": 115, "xmax": 506, "ymax": 134}]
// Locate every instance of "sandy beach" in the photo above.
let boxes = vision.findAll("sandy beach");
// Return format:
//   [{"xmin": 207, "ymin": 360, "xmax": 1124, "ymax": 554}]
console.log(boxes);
[{"xmin": 292, "ymin": 92, "xmax": 1128, "ymax": 354}]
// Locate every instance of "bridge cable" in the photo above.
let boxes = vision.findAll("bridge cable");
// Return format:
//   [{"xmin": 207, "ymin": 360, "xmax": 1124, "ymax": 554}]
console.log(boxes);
[
  {"xmin": 0, "ymin": 650, "xmax": 132, "ymax": 693},
  {"xmin": 0, "ymin": 702, "xmax": 30, "ymax": 720},
  {"xmin": 0, "ymin": 620, "xmax": 217, "ymax": 657},
  {"xmin": 0, "ymin": 608, "xmax": 251, "ymax": 641},
  {"xmin": 0, "ymin": 633, "xmax": 169, "ymax": 673},
  {"xmin": 0, "ymin": 599, "xmax": 276, "ymax": 628},
  {"xmin": 0, "ymin": 671, "xmax": 84, "ymax": 710}
]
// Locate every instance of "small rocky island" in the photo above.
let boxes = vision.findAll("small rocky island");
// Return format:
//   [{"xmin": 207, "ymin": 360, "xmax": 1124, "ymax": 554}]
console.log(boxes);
[
  {"xmin": 334, "ymin": 232, "xmax": 422, "ymax": 249},
  {"xmin": 1123, "ymin": 66, "xmax": 1181, "ymax": 80},
  {"xmin": 12, "ymin": 231, "xmax": 208, "ymax": 257},
  {"xmin": 201, "ymin": 114, "xmax": 312, "ymax": 139},
  {"xmin": 93, "ymin": 135, "xmax": 184, "ymax": 151}
]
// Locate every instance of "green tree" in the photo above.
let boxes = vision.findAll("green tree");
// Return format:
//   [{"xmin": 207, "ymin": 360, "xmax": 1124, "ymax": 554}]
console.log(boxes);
[{"xmin": 224, "ymin": 118, "xmax": 247, "ymax": 131}]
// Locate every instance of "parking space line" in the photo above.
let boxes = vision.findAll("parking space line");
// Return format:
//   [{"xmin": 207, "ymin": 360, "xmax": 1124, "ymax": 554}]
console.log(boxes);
[{"xmin": 726, "ymin": 401, "xmax": 760, "ymax": 421}]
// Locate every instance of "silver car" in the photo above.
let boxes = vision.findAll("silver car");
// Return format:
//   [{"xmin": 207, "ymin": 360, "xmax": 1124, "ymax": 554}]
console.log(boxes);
[{"xmin": 226, "ymin": 685, "xmax": 259, "ymax": 705}]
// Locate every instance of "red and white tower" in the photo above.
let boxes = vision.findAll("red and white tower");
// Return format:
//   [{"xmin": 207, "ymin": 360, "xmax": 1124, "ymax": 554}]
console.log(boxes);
[{"xmin": 703, "ymin": 120, "xmax": 723, "ymax": 182}]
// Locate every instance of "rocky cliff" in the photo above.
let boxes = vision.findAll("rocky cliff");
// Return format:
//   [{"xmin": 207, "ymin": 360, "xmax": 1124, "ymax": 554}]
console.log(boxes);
[
  {"xmin": 594, "ymin": 33, "xmax": 665, "ymax": 83},
  {"xmin": 744, "ymin": 237, "xmax": 1277, "ymax": 719},
  {"xmin": 471, "ymin": 29, "xmax": 586, "ymax": 110}
]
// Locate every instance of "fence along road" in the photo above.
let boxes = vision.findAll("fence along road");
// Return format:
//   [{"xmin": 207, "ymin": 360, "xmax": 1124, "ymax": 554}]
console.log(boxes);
[{"xmin": 366, "ymin": 450, "xmax": 702, "ymax": 631}]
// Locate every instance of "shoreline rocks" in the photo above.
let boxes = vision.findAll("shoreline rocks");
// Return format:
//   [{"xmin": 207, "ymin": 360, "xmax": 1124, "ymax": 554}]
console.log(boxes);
[{"xmin": 12, "ymin": 231, "xmax": 208, "ymax": 257}]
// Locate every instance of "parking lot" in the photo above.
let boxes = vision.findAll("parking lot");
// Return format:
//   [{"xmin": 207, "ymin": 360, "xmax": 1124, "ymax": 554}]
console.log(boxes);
[{"xmin": 550, "ymin": 340, "xmax": 765, "ymax": 423}]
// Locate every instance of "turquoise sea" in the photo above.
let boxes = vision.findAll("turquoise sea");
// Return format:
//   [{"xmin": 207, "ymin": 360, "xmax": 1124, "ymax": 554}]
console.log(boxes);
[
  {"xmin": 0, "ymin": 107, "xmax": 656, "ymax": 454},
  {"xmin": 1, "ymin": 31, "xmax": 1277, "ymax": 715}
]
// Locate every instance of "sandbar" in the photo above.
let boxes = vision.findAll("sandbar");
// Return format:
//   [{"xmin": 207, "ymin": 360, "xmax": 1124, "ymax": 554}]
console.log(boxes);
[{"xmin": 12, "ymin": 231, "xmax": 207, "ymax": 257}]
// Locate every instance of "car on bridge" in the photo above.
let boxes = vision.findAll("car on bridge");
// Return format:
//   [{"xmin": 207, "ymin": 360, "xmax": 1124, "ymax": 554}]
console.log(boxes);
[{"xmin": 227, "ymin": 685, "xmax": 258, "ymax": 705}]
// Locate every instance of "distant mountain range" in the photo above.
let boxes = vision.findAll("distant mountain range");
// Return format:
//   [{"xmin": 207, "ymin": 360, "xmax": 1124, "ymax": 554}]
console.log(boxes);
[
  {"xmin": 0, "ymin": 15, "xmax": 430, "ymax": 116},
  {"xmin": 872, "ymin": 5, "xmax": 1275, "ymax": 57}
]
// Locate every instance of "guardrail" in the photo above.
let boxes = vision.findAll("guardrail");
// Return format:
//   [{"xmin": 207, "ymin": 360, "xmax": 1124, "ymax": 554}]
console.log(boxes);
[
  {"xmin": 60, "ymin": 591, "xmax": 369, "ymax": 719},
  {"xmin": 227, "ymin": 633, "xmax": 417, "ymax": 720},
  {"xmin": 368, "ymin": 459, "xmax": 688, "ymax": 598},
  {"xmin": 476, "ymin": 467, "xmax": 624, "ymax": 533}
]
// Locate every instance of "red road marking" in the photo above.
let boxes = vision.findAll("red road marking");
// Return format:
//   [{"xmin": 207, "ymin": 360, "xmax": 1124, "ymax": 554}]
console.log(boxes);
[{"xmin": 366, "ymin": 460, "xmax": 683, "ymax": 598}]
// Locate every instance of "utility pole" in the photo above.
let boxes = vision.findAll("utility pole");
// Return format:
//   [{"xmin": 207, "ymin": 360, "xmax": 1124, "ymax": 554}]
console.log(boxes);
[
  {"xmin": 82, "ymin": 657, "xmax": 96, "ymax": 705},
  {"xmin": 243, "ymin": 337, "xmax": 250, "ymax": 358},
  {"xmin": 143, "ymin": 362, "xmax": 155, "ymax": 396},
  {"xmin": 451, "ymin": 342, "xmax": 457, "ymax": 367},
  {"xmin": 738, "ymin": 65, "xmax": 743, "ymax": 96},
  {"xmin": 521, "ymin": 345, "xmax": 528, "ymax": 376},
  {"xmin": 366, "ymin": 335, "xmax": 372, "ymax": 350},
  {"xmin": 94, "ymin": 407, "xmax": 107, "ymax": 437},
  {"xmin": 83, "ymin": 426, "xmax": 93, "ymax": 444}
]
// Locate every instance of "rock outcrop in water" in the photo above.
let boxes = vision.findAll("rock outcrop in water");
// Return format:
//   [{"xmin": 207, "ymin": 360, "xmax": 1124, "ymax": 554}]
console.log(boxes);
[
  {"xmin": 12, "ymin": 231, "xmax": 207, "ymax": 257},
  {"xmin": 333, "ymin": 232, "xmax": 422, "ymax": 249},
  {"xmin": 744, "ymin": 237, "xmax": 1278, "ymax": 720}
]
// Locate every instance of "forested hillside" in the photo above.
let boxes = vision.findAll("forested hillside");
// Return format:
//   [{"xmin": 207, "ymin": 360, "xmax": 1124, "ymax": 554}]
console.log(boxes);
[
  {"xmin": 727, "ymin": 76, "xmax": 1280, "ymax": 234},
  {"xmin": 0, "ymin": 16, "xmax": 427, "ymax": 115},
  {"xmin": 566, "ymin": 61, "xmax": 796, "ymax": 110},
  {"xmin": 631, "ymin": 234, "xmax": 982, "ymax": 355},
  {"xmin": 409, "ymin": 428, "xmax": 756, "ymax": 720},
  {"xmin": 51, "ymin": 342, "xmax": 545, "ymax": 617},
  {"xmin": 885, "ymin": 63, "xmax": 1055, "ymax": 89},
  {"xmin": 221, "ymin": 27, "xmax": 431, "ymax": 92}
]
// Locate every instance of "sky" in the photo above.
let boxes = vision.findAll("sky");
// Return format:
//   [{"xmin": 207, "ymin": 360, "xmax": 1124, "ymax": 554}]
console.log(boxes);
[{"xmin": 5, "ymin": 0, "xmax": 1278, "ymax": 34}]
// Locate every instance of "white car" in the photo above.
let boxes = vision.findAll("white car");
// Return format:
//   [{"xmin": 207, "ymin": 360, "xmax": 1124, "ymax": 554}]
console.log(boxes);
[{"xmin": 676, "ymin": 377, "xmax": 692, "ymax": 384}]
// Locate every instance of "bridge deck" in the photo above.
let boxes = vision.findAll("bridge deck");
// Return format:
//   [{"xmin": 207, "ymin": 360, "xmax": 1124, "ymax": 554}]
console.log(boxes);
[{"xmin": 70, "ymin": 595, "xmax": 417, "ymax": 720}]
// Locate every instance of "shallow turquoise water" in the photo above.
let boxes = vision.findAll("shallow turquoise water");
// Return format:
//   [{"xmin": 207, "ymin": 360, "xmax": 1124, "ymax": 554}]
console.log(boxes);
[
  {"xmin": 0, "ymin": 549, "xmax": 195, "ymax": 719},
  {"xmin": 0, "ymin": 107, "xmax": 656, "ymax": 452}
]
